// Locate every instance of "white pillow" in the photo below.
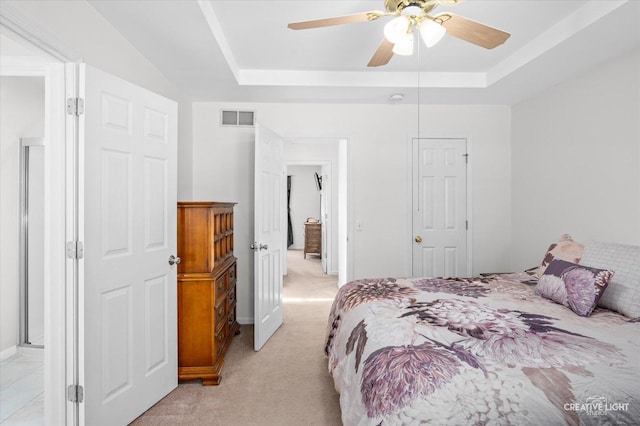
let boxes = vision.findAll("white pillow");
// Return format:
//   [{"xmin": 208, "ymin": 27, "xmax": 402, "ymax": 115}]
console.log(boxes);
[{"xmin": 580, "ymin": 241, "xmax": 640, "ymax": 318}]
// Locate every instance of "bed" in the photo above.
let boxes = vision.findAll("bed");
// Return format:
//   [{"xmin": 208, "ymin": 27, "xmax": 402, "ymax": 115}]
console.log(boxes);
[{"xmin": 325, "ymin": 237, "xmax": 640, "ymax": 425}]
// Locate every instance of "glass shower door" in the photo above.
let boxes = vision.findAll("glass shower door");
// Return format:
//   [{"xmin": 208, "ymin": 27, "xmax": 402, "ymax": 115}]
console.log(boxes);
[{"xmin": 20, "ymin": 137, "xmax": 45, "ymax": 347}]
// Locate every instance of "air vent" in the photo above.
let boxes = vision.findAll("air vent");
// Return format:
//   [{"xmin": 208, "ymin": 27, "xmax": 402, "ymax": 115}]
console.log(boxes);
[{"xmin": 220, "ymin": 110, "xmax": 255, "ymax": 127}]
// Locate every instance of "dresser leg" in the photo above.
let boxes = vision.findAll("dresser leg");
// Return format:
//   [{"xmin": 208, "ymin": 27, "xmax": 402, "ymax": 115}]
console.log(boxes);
[{"xmin": 201, "ymin": 376, "xmax": 221, "ymax": 386}]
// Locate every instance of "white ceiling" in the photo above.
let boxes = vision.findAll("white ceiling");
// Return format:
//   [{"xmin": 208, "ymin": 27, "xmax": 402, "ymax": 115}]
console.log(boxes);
[{"xmin": 87, "ymin": 0, "xmax": 640, "ymax": 105}]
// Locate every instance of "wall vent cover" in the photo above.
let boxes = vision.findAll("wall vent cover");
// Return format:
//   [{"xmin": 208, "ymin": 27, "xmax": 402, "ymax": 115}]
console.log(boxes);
[{"xmin": 221, "ymin": 110, "xmax": 255, "ymax": 127}]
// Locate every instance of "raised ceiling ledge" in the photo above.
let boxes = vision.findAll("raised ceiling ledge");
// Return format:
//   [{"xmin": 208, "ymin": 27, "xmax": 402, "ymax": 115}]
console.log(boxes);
[
  {"xmin": 237, "ymin": 70, "xmax": 487, "ymax": 88},
  {"xmin": 199, "ymin": 0, "xmax": 631, "ymax": 91}
]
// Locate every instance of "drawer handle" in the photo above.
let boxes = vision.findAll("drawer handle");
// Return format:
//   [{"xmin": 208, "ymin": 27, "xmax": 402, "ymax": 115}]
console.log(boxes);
[
  {"xmin": 218, "ymin": 306, "xmax": 225, "ymax": 317},
  {"xmin": 217, "ymin": 281, "xmax": 224, "ymax": 290},
  {"xmin": 217, "ymin": 332, "xmax": 225, "ymax": 342}
]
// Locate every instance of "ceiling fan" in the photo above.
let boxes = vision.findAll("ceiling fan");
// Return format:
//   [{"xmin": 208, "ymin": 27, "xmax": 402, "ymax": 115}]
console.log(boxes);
[{"xmin": 288, "ymin": 0, "xmax": 511, "ymax": 67}]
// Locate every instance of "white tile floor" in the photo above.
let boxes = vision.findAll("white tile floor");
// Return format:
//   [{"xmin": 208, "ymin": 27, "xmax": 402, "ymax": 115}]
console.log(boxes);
[{"xmin": 0, "ymin": 351, "xmax": 44, "ymax": 425}]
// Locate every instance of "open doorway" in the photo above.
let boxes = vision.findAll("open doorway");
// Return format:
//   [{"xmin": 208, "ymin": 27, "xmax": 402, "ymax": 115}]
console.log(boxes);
[
  {"xmin": 0, "ymin": 31, "xmax": 66, "ymax": 424},
  {"xmin": 0, "ymin": 41, "xmax": 46, "ymax": 426},
  {"xmin": 0, "ymin": 73, "xmax": 46, "ymax": 425},
  {"xmin": 287, "ymin": 164, "xmax": 325, "ymax": 268},
  {"xmin": 283, "ymin": 138, "xmax": 348, "ymax": 286}
]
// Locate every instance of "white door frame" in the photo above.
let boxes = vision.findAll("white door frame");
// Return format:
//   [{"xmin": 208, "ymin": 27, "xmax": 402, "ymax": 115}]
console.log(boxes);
[
  {"xmin": 1, "ymin": 5, "xmax": 80, "ymax": 424},
  {"xmin": 281, "ymin": 137, "xmax": 349, "ymax": 286},
  {"xmin": 0, "ymin": 36, "xmax": 70, "ymax": 426},
  {"xmin": 407, "ymin": 135, "xmax": 473, "ymax": 277},
  {"xmin": 284, "ymin": 161, "xmax": 331, "ymax": 273}
]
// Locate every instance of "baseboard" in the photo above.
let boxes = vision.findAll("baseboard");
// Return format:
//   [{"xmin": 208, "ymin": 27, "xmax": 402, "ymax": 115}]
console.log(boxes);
[
  {"xmin": 18, "ymin": 345, "xmax": 44, "ymax": 357},
  {"xmin": 237, "ymin": 317, "xmax": 254, "ymax": 325},
  {"xmin": 0, "ymin": 345, "xmax": 18, "ymax": 362}
]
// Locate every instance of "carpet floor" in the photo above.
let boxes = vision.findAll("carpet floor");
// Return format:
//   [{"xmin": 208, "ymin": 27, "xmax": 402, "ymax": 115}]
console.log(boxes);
[{"xmin": 131, "ymin": 250, "xmax": 342, "ymax": 425}]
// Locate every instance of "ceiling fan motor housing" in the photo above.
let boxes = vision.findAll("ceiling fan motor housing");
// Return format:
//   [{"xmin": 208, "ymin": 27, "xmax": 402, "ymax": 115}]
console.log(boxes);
[{"xmin": 385, "ymin": 0, "xmax": 437, "ymax": 15}]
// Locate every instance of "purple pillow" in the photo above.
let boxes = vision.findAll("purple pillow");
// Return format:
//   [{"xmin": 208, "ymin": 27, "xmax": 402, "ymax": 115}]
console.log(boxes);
[{"xmin": 535, "ymin": 259, "xmax": 614, "ymax": 317}]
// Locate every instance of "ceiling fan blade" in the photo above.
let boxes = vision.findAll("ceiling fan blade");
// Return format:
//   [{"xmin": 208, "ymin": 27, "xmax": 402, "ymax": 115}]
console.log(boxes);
[
  {"xmin": 288, "ymin": 11, "xmax": 383, "ymax": 30},
  {"xmin": 437, "ymin": 13, "xmax": 510, "ymax": 49},
  {"xmin": 367, "ymin": 38, "xmax": 394, "ymax": 67}
]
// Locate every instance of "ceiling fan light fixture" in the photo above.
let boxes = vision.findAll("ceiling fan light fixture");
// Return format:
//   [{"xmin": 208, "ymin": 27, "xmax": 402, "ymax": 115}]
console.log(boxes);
[
  {"xmin": 419, "ymin": 19, "xmax": 446, "ymax": 47},
  {"xmin": 392, "ymin": 31, "xmax": 414, "ymax": 56},
  {"xmin": 384, "ymin": 16, "xmax": 410, "ymax": 44}
]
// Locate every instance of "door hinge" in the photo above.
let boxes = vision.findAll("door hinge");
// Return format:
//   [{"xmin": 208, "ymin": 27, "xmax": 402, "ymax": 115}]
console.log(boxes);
[
  {"xmin": 66, "ymin": 241, "xmax": 84, "ymax": 259},
  {"xmin": 466, "ymin": 220, "xmax": 469, "ymax": 230},
  {"xmin": 67, "ymin": 384, "xmax": 84, "ymax": 403},
  {"xmin": 463, "ymin": 153, "xmax": 469, "ymax": 164},
  {"xmin": 66, "ymin": 97, "xmax": 84, "ymax": 116}
]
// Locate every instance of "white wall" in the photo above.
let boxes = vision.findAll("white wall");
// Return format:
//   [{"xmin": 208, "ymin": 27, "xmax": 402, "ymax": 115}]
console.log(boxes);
[
  {"xmin": 4, "ymin": 0, "xmax": 194, "ymax": 199},
  {"xmin": 0, "ymin": 76, "xmax": 44, "ymax": 356},
  {"xmin": 192, "ymin": 102, "xmax": 512, "ymax": 323},
  {"xmin": 511, "ymin": 49, "xmax": 640, "ymax": 270},
  {"xmin": 287, "ymin": 165, "xmax": 321, "ymax": 250}
]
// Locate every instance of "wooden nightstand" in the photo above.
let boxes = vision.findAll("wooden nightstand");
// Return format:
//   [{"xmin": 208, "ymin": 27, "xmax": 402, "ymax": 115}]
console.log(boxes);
[{"xmin": 304, "ymin": 222, "xmax": 321, "ymax": 259}]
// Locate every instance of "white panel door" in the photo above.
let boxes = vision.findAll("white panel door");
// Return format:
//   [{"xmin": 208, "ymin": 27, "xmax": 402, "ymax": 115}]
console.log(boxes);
[
  {"xmin": 254, "ymin": 123, "xmax": 284, "ymax": 351},
  {"xmin": 412, "ymin": 138, "xmax": 468, "ymax": 278},
  {"xmin": 79, "ymin": 64, "xmax": 177, "ymax": 425}
]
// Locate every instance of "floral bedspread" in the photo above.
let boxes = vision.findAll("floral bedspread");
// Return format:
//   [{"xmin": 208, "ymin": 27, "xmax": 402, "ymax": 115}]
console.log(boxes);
[{"xmin": 325, "ymin": 273, "xmax": 640, "ymax": 425}]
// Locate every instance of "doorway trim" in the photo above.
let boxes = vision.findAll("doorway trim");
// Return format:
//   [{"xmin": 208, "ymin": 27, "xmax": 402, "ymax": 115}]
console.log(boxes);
[
  {"xmin": 281, "ymin": 137, "xmax": 349, "ymax": 285},
  {"xmin": 285, "ymin": 161, "xmax": 331, "ymax": 273},
  {"xmin": 1, "ymin": 5, "xmax": 77, "ymax": 424}
]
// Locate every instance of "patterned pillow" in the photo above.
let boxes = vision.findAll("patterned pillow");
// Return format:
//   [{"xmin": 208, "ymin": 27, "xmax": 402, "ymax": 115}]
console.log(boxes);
[
  {"xmin": 535, "ymin": 259, "xmax": 614, "ymax": 317},
  {"xmin": 535, "ymin": 234, "xmax": 584, "ymax": 279},
  {"xmin": 580, "ymin": 241, "xmax": 640, "ymax": 318}
]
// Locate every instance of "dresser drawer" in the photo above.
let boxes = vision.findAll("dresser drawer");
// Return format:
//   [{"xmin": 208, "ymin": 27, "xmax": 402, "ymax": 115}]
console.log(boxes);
[
  {"xmin": 214, "ymin": 274, "xmax": 227, "ymax": 304},
  {"xmin": 306, "ymin": 226, "xmax": 320, "ymax": 236},
  {"xmin": 228, "ymin": 305, "xmax": 236, "ymax": 328},
  {"xmin": 215, "ymin": 299, "xmax": 227, "ymax": 329},
  {"xmin": 228, "ymin": 286, "xmax": 236, "ymax": 306},
  {"xmin": 214, "ymin": 325, "xmax": 227, "ymax": 358},
  {"xmin": 228, "ymin": 263, "xmax": 236, "ymax": 284}
]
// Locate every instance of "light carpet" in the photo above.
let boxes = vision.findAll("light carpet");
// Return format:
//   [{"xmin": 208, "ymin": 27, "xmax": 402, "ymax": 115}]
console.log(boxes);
[{"xmin": 131, "ymin": 249, "xmax": 342, "ymax": 425}]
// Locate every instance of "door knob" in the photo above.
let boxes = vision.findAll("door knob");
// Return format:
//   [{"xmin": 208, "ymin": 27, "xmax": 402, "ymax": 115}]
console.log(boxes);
[
  {"xmin": 415, "ymin": 236, "xmax": 423, "ymax": 243},
  {"xmin": 250, "ymin": 242, "xmax": 269, "ymax": 251},
  {"xmin": 168, "ymin": 255, "xmax": 181, "ymax": 265}
]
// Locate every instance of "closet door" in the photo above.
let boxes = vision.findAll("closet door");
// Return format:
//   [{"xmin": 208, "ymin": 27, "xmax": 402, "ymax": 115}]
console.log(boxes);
[{"xmin": 412, "ymin": 138, "xmax": 468, "ymax": 278}]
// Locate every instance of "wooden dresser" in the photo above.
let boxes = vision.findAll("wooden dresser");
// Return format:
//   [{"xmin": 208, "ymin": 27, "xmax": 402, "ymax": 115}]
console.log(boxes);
[
  {"xmin": 304, "ymin": 222, "xmax": 321, "ymax": 259},
  {"xmin": 177, "ymin": 201, "xmax": 240, "ymax": 385}
]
